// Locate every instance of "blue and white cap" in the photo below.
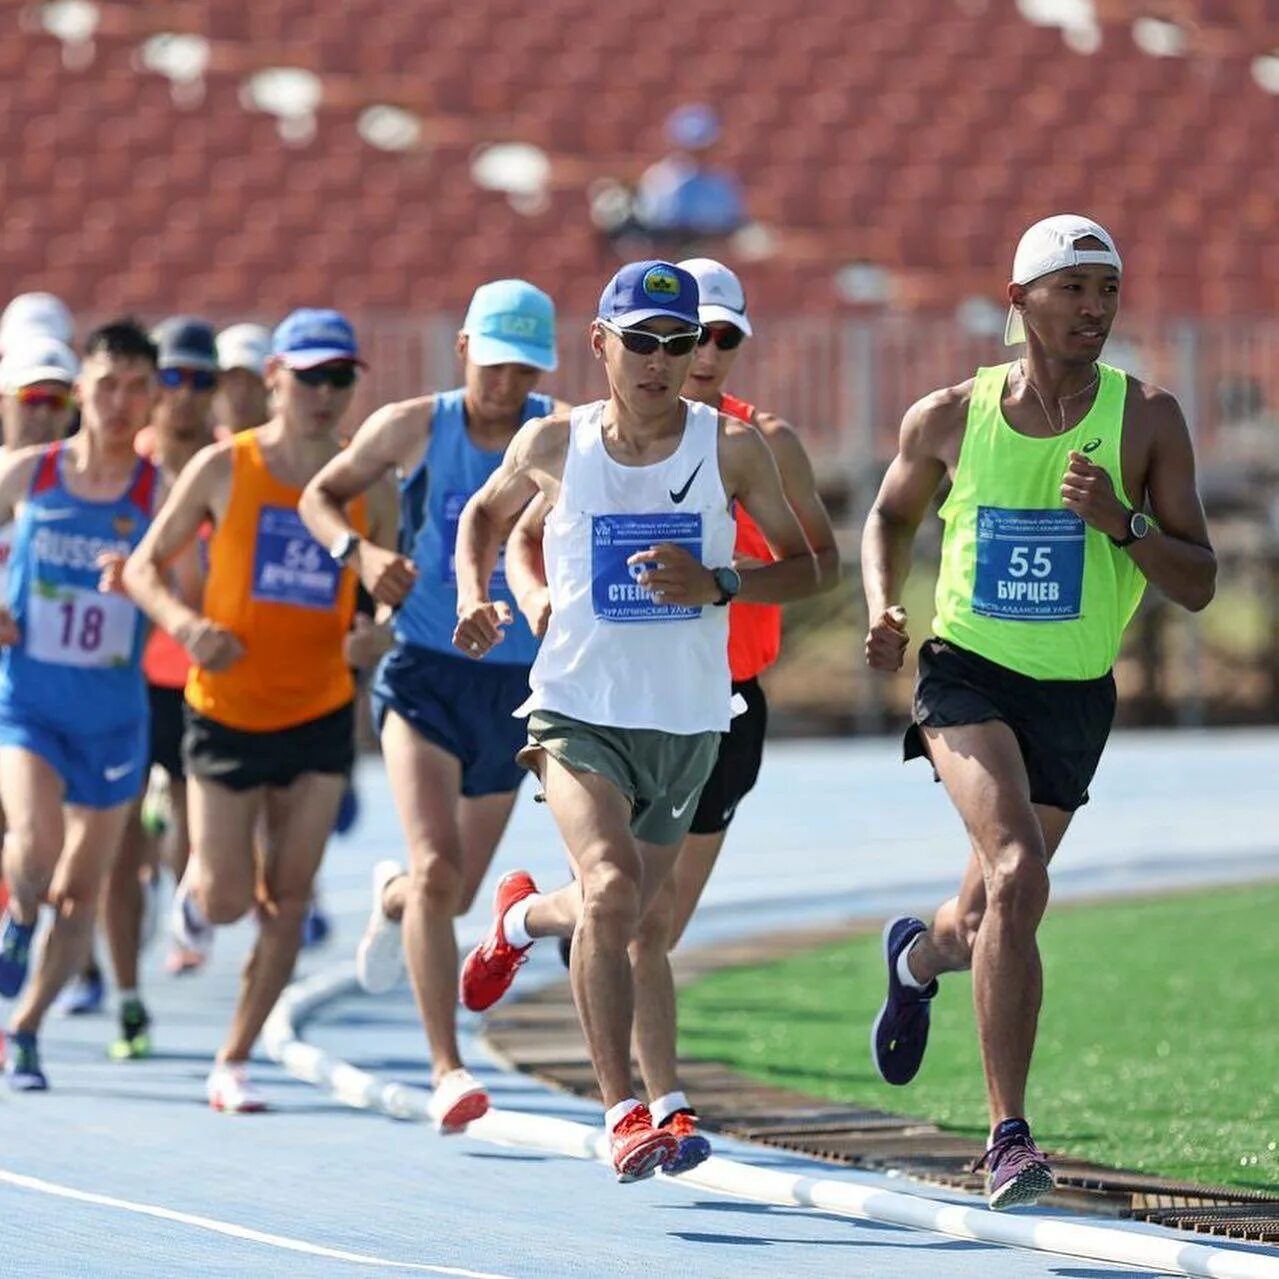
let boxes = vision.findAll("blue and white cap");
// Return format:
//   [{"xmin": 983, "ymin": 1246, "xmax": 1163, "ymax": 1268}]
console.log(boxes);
[
  {"xmin": 597, "ymin": 261, "xmax": 700, "ymax": 328},
  {"xmin": 271, "ymin": 308, "xmax": 365, "ymax": 369},
  {"xmin": 462, "ymin": 280, "xmax": 557, "ymax": 372}
]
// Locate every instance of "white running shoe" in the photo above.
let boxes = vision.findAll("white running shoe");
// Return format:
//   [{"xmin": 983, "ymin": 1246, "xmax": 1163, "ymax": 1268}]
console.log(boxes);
[
  {"xmin": 428, "ymin": 1068, "xmax": 489, "ymax": 1136},
  {"xmin": 206, "ymin": 1062, "xmax": 267, "ymax": 1113},
  {"xmin": 169, "ymin": 879, "xmax": 213, "ymax": 963},
  {"xmin": 355, "ymin": 859, "xmax": 406, "ymax": 995}
]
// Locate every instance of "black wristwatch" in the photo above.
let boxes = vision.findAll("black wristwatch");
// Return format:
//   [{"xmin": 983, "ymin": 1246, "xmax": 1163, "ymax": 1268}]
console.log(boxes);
[
  {"xmin": 711, "ymin": 566, "xmax": 742, "ymax": 606},
  {"xmin": 1110, "ymin": 510, "xmax": 1152, "ymax": 548},
  {"xmin": 329, "ymin": 531, "xmax": 361, "ymax": 564}
]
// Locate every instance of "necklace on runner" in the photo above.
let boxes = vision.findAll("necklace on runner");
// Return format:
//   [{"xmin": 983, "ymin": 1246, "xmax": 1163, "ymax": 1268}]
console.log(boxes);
[{"xmin": 1022, "ymin": 360, "xmax": 1100, "ymax": 435}]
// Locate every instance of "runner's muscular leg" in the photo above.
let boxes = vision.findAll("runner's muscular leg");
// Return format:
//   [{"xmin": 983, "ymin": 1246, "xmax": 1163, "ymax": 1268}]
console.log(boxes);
[
  {"xmin": 185, "ymin": 776, "xmax": 262, "ymax": 925},
  {"xmin": 219, "ymin": 771, "xmax": 343, "ymax": 1063},
  {"xmin": 455, "ymin": 789, "xmax": 521, "ymax": 915},
  {"xmin": 102, "ymin": 798, "xmax": 148, "ymax": 992},
  {"xmin": 922, "ymin": 721, "xmax": 1051, "ymax": 1125},
  {"xmin": 380, "ymin": 711, "xmax": 471, "ymax": 1081},
  {"xmin": 12, "ymin": 798, "xmax": 133, "ymax": 1034},
  {"xmin": 0, "ymin": 748, "xmax": 65, "ymax": 924},
  {"xmin": 630, "ymin": 873, "xmax": 681, "ymax": 1101},
  {"xmin": 910, "ymin": 804, "xmax": 1073, "ymax": 983},
  {"xmin": 668, "ymin": 828, "xmax": 729, "ymax": 949}
]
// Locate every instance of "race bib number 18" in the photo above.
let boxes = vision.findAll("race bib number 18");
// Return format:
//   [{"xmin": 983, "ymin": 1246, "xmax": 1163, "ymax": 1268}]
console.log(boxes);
[
  {"xmin": 972, "ymin": 506, "xmax": 1085, "ymax": 621},
  {"xmin": 26, "ymin": 583, "xmax": 136, "ymax": 668},
  {"xmin": 591, "ymin": 512, "xmax": 702, "ymax": 623}
]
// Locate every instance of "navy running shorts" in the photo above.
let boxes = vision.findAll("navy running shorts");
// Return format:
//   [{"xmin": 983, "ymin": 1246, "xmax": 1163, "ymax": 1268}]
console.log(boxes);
[{"xmin": 371, "ymin": 641, "xmax": 530, "ymax": 797}]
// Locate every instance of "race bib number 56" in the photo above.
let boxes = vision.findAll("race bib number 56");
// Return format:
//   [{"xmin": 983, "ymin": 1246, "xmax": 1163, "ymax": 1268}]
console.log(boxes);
[
  {"xmin": 252, "ymin": 507, "xmax": 340, "ymax": 610},
  {"xmin": 972, "ymin": 506, "xmax": 1085, "ymax": 621}
]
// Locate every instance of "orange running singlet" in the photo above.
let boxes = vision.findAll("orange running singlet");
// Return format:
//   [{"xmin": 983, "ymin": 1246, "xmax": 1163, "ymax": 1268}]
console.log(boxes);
[
  {"xmin": 185, "ymin": 430, "xmax": 367, "ymax": 731},
  {"xmin": 720, "ymin": 391, "xmax": 782, "ymax": 681}
]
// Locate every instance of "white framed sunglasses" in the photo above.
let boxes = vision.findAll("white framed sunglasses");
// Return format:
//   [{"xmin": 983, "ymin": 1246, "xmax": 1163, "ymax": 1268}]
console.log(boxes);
[{"xmin": 598, "ymin": 319, "xmax": 703, "ymax": 357}]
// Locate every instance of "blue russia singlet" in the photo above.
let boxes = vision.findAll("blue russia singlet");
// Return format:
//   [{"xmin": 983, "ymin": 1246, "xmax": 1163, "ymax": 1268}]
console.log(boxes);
[
  {"xmin": 0, "ymin": 441, "xmax": 157, "ymax": 733},
  {"xmin": 394, "ymin": 388, "xmax": 553, "ymax": 666}
]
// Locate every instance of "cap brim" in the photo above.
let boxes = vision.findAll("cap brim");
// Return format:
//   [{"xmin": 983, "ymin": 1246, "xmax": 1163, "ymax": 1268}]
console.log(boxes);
[
  {"xmin": 4, "ymin": 365, "xmax": 75, "ymax": 391},
  {"xmin": 278, "ymin": 348, "xmax": 368, "ymax": 370},
  {"xmin": 699, "ymin": 304, "xmax": 752, "ymax": 337},
  {"xmin": 608, "ymin": 306, "xmax": 702, "ymax": 329},
  {"xmin": 160, "ymin": 355, "xmax": 220, "ymax": 373},
  {"xmin": 466, "ymin": 333, "xmax": 557, "ymax": 372},
  {"xmin": 1004, "ymin": 307, "xmax": 1026, "ymax": 346},
  {"xmin": 219, "ymin": 355, "xmax": 267, "ymax": 377}
]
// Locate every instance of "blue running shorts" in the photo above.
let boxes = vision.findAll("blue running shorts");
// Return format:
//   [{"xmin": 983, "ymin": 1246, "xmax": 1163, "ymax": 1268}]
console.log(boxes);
[{"xmin": 0, "ymin": 714, "xmax": 148, "ymax": 809}]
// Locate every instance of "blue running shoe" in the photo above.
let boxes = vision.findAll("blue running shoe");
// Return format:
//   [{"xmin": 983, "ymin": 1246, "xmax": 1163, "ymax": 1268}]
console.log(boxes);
[
  {"xmin": 0, "ymin": 914, "xmax": 35, "ymax": 999},
  {"xmin": 6, "ymin": 1032, "xmax": 48, "ymax": 1092},
  {"xmin": 55, "ymin": 966, "xmax": 106, "ymax": 1016},
  {"xmin": 660, "ymin": 1110, "xmax": 712, "ymax": 1176},
  {"xmin": 975, "ymin": 1119, "xmax": 1055, "ymax": 1210},
  {"xmin": 870, "ymin": 915, "xmax": 938, "ymax": 1085},
  {"xmin": 332, "ymin": 782, "xmax": 360, "ymax": 836},
  {"xmin": 301, "ymin": 901, "xmax": 331, "ymax": 949}
]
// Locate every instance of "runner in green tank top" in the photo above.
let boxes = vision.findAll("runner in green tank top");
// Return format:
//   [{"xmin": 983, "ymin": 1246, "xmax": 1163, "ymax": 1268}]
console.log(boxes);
[{"xmin": 860, "ymin": 215, "xmax": 1216, "ymax": 1210}]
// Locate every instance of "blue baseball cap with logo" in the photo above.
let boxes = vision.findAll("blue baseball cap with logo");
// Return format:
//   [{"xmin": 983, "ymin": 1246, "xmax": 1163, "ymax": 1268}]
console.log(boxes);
[
  {"xmin": 597, "ymin": 260, "xmax": 700, "ymax": 329},
  {"xmin": 462, "ymin": 280, "xmax": 557, "ymax": 372},
  {"xmin": 271, "ymin": 308, "xmax": 365, "ymax": 369}
]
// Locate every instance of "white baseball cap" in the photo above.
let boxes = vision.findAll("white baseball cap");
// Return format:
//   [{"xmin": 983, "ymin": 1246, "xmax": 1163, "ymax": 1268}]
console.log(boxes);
[
  {"xmin": 0, "ymin": 292, "xmax": 74, "ymax": 352},
  {"xmin": 216, "ymin": 322, "xmax": 272, "ymax": 377},
  {"xmin": 1004, "ymin": 214, "xmax": 1122, "ymax": 345},
  {"xmin": 0, "ymin": 334, "xmax": 79, "ymax": 392},
  {"xmin": 677, "ymin": 258, "xmax": 753, "ymax": 336}
]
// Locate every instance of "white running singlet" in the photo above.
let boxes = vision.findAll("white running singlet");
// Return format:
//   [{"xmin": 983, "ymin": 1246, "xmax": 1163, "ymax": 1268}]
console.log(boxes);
[{"xmin": 521, "ymin": 398, "xmax": 735, "ymax": 734}]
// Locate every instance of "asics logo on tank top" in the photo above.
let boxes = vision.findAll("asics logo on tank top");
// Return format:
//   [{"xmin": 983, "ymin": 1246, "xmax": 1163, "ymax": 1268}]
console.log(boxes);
[
  {"xmin": 1082, "ymin": 438, "xmax": 1103, "ymax": 453},
  {"xmin": 669, "ymin": 460, "xmax": 703, "ymax": 504}
]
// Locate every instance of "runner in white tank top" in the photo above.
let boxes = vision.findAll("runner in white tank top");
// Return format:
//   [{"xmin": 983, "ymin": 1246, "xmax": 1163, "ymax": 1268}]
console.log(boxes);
[{"xmin": 449, "ymin": 260, "xmax": 820, "ymax": 1184}]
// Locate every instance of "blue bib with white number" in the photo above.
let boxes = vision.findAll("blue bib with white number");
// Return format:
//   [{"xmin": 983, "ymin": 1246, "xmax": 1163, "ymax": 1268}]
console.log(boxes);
[
  {"xmin": 591, "ymin": 512, "xmax": 703, "ymax": 623},
  {"xmin": 251, "ymin": 507, "xmax": 340, "ymax": 611},
  {"xmin": 972, "ymin": 506, "xmax": 1085, "ymax": 621}
]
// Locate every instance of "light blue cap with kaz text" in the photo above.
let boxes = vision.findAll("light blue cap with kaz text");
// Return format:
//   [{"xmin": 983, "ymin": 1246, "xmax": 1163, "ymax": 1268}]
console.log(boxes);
[{"xmin": 462, "ymin": 279, "xmax": 558, "ymax": 372}]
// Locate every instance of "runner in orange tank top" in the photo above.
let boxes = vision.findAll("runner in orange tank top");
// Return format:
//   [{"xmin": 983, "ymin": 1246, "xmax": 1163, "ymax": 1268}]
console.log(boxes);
[
  {"xmin": 503, "ymin": 260, "xmax": 840, "ymax": 1165},
  {"xmin": 123, "ymin": 309, "xmax": 399, "ymax": 1113}
]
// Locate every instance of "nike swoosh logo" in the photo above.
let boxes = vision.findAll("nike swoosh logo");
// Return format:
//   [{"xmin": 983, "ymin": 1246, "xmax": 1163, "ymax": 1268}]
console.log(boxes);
[
  {"xmin": 668, "ymin": 460, "xmax": 704, "ymax": 505},
  {"xmin": 103, "ymin": 762, "xmax": 135, "ymax": 782},
  {"xmin": 671, "ymin": 794, "xmax": 695, "ymax": 818}
]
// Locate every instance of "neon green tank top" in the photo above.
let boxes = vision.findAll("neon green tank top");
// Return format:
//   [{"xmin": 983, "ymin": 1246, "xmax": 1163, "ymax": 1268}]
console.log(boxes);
[{"xmin": 933, "ymin": 362, "xmax": 1146, "ymax": 680}]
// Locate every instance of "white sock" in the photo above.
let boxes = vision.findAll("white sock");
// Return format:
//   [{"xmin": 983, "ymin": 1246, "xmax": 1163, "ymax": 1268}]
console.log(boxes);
[
  {"xmin": 650, "ymin": 1090, "xmax": 690, "ymax": 1127},
  {"xmin": 118, "ymin": 988, "xmax": 138, "ymax": 1004},
  {"xmin": 605, "ymin": 1098, "xmax": 642, "ymax": 1133},
  {"xmin": 502, "ymin": 896, "xmax": 539, "ymax": 948},
  {"xmin": 896, "ymin": 936, "xmax": 927, "ymax": 989}
]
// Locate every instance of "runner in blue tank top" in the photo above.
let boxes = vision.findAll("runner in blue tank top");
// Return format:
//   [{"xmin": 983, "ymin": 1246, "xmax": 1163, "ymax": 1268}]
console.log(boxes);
[
  {"xmin": 0, "ymin": 320, "xmax": 171, "ymax": 1091},
  {"xmin": 300, "ymin": 279, "xmax": 569, "ymax": 1133}
]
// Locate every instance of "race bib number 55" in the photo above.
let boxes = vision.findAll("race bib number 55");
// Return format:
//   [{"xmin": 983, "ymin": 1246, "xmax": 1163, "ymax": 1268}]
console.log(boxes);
[
  {"xmin": 592, "ymin": 512, "xmax": 702, "ymax": 623},
  {"xmin": 972, "ymin": 506, "xmax": 1085, "ymax": 621}
]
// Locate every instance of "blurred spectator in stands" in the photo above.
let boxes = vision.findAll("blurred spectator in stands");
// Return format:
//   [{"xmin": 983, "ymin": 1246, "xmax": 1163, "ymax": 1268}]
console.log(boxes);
[
  {"xmin": 215, "ymin": 322, "xmax": 271, "ymax": 432},
  {"xmin": 593, "ymin": 104, "xmax": 747, "ymax": 253},
  {"xmin": 0, "ymin": 292, "xmax": 75, "ymax": 353}
]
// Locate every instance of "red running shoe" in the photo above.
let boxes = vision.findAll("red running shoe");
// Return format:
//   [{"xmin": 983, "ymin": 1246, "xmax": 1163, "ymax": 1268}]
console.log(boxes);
[
  {"xmin": 459, "ymin": 871, "xmax": 537, "ymax": 1011},
  {"xmin": 611, "ymin": 1105, "xmax": 679, "ymax": 1184}
]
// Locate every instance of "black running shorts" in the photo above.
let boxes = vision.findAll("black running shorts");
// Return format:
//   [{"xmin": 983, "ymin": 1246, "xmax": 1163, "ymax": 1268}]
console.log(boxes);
[
  {"xmin": 904, "ymin": 637, "xmax": 1115, "ymax": 813},
  {"xmin": 183, "ymin": 701, "xmax": 355, "ymax": 793},
  {"xmin": 688, "ymin": 677, "xmax": 768, "ymax": 836},
  {"xmin": 148, "ymin": 683, "xmax": 186, "ymax": 782}
]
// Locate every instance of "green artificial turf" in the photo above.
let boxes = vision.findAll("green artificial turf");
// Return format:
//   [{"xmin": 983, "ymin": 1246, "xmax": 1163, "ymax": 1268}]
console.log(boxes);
[{"xmin": 677, "ymin": 881, "xmax": 1279, "ymax": 1189}]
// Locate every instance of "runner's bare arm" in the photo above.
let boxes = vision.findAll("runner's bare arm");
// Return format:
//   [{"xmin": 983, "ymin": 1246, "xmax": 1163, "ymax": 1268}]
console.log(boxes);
[
  {"xmin": 0, "ymin": 446, "xmax": 44, "ymax": 528},
  {"xmin": 299, "ymin": 400, "xmax": 425, "ymax": 606},
  {"xmin": 861, "ymin": 389, "xmax": 959, "ymax": 669},
  {"xmin": 123, "ymin": 443, "xmax": 244, "ymax": 671},
  {"xmin": 1060, "ymin": 385, "xmax": 1215, "ymax": 612},
  {"xmin": 341, "ymin": 472, "xmax": 402, "ymax": 670},
  {"xmin": 453, "ymin": 414, "xmax": 565, "ymax": 654},
  {"xmin": 756, "ymin": 412, "xmax": 841, "ymax": 591},
  {"xmin": 504, "ymin": 493, "xmax": 552, "ymax": 638}
]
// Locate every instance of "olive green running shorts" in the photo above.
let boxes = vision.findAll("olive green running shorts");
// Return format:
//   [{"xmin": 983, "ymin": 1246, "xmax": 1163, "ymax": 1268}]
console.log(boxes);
[{"xmin": 521, "ymin": 710, "xmax": 720, "ymax": 846}]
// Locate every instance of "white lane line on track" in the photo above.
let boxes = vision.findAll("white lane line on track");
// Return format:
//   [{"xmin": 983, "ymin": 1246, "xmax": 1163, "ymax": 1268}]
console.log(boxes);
[
  {"xmin": 267, "ymin": 962, "xmax": 1279, "ymax": 1279},
  {"xmin": 0, "ymin": 1169, "xmax": 511, "ymax": 1279}
]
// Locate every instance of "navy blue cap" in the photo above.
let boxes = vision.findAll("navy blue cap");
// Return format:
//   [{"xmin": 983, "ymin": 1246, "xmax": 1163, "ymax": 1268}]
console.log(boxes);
[
  {"xmin": 271, "ymin": 308, "xmax": 365, "ymax": 369},
  {"xmin": 154, "ymin": 316, "xmax": 218, "ymax": 372},
  {"xmin": 597, "ymin": 261, "xmax": 700, "ymax": 328}
]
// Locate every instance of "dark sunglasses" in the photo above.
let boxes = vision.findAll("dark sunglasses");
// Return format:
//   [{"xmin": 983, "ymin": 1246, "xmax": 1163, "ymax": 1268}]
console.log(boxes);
[
  {"xmin": 292, "ymin": 362, "xmax": 359, "ymax": 389},
  {"xmin": 15, "ymin": 386, "xmax": 73, "ymax": 411},
  {"xmin": 600, "ymin": 320, "xmax": 702, "ymax": 358},
  {"xmin": 159, "ymin": 367, "xmax": 218, "ymax": 392},
  {"xmin": 697, "ymin": 325, "xmax": 746, "ymax": 351}
]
